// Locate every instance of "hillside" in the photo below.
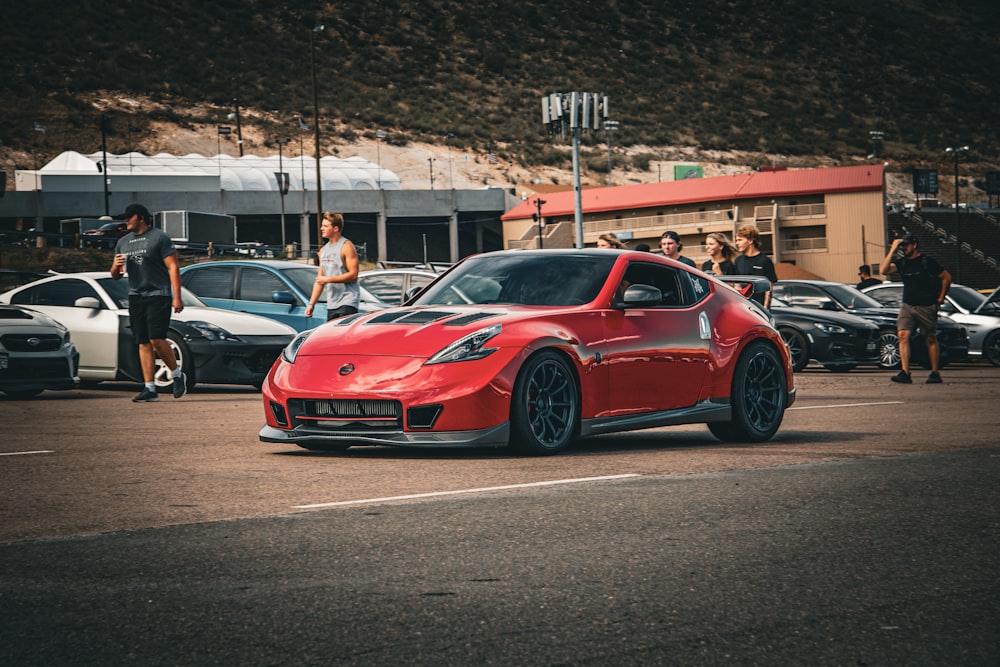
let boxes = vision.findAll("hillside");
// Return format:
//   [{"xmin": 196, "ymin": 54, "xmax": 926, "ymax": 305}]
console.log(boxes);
[{"xmin": 3, "ymin": 0, "xmax": 999, "ymax": 200}]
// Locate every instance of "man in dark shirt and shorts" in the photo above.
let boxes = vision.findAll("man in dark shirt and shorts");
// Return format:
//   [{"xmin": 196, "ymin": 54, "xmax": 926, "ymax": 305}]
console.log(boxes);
[
  {"xmin": 879, "ymin": 233, "xmax": 952, "ymax": 384},
  {"xmin": 110, "ymin": 204, "xmax": 187, "ymax": 402}
]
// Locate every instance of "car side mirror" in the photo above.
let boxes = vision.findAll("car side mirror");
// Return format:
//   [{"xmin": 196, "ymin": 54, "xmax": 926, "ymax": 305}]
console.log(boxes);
[
  {"xmin": 620, "ymin": 284, "xmax": 662, "ymax": 308},
  {"xmin": 272, "ymin": 291, "xmax": 296, "ymax": 305},
  {"xmin": 820, "ymin": 301, "xmax": 838, "ymax": 311},
  {"xmin": 403, "ymin": 285, "xmax": 424, "ymax": 303},
  {"xmin": 74, "ymin": 296, "xmax": 102, "ymax": 309}
]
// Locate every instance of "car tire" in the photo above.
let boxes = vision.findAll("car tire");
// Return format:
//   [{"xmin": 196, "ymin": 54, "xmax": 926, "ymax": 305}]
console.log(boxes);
[
  {"xmin": 778, "ymin": 327, "xmax": 809, "ymax": 372},
  {"xmin": 708, "ymin": 341, "xmax": 787, "ymax": 443},
  {"xmin": 155, "ymin": 331, "xmax": 196, "ymax": 391},
  {"xmin": 509, "ymin": 350, "xmax": 578, "ymax": 455},
  {"xmin": 877, "ymin": 330, "xmax": 901, "ymax": 369},
  {"xmin": 982, "ymin": 330, "xmax": 1000, "ymax": 367}
]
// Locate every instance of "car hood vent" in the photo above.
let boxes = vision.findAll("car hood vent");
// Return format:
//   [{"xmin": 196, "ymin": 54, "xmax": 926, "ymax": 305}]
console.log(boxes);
[
  {"xmin": 442, "ymin": 311, "xmax": 498, "ymax": 327},
  {"xmin": 366, "ymin": 310, "xmax": 456, "ymax": 325}
]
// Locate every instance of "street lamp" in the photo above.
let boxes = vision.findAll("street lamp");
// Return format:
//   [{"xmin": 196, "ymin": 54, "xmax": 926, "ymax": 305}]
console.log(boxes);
[
  {"xmin": 541, "ymin": 92, "xmax": 611, "ymax": 247},
  {"xmin": 274, "ymin": 138, "xmax": 291, "ymax": 251},
  {"xmin": 868, "ymin": 130, "xmax": 884, "ymax": 159},
  {"xmin": 604, "ymin": 119, "xmax": 619, "ymax": 186},
  {"xmin": 946, "ymin": 144, "xmax": 970, "ymax": 283},
  {"xmin": 228, "ymin": 99, "xmax": 244, "ymax": 157},
  {"xmin": 428, "ymin": 157, "xmax": 435, "ymax": 190},
  {"xmin": 100, "ymin": 114, "xmax": 110, "ymax": 217},
  {"xmin": 375, "ymin": 129, "xmax": 386, "ymax": 189},
  {"xmin": 310, "ymin": 24, "xmax": 325, "ymax": 247},
  {"xmin": 532, "ymin": 197, "xmax": 546, "ymax": 249}
]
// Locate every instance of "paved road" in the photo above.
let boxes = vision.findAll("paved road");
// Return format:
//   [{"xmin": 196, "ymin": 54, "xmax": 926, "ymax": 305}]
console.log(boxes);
[{"xmin": 1, "ymin": 365, "xmax": 998, "ymax": 664}]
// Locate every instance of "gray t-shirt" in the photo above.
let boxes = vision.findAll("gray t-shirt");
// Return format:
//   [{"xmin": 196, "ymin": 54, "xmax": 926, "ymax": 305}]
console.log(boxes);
[
  {"xmin": 115, "ymin": 227, "xmax": 177, "ymax": 297},
  {"xmin": 320, "ymin": 237, "xmax": 360, "ymax": 310}
]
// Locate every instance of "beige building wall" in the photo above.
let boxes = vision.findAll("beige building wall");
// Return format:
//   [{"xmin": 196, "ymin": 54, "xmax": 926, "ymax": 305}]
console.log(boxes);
[{"xmin": 502, "ymin": 180, "xmax": 888, "ymax": 284}]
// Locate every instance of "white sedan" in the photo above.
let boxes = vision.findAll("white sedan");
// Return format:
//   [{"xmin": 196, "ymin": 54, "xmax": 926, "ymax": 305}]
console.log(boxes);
[{"xmin": 0, "ymin": 272, "xmax": 296, "ymax": 390}]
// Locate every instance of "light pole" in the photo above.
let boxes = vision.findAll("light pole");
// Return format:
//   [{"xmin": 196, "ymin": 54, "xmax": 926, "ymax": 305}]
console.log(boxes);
[
  {"xmin": 447, "ymin": 132, "xmax": 455, "ymax": 188},
  {"xmin": 604, "ymin": 119, "xmax": 619, "ymax": 186},
  {"xmin": 946, "ymin": 145, "xmax": 969, "ymax": 283},
  {"xmin": 274, "ymin": 138, "xmax": 291, "ymax": 251},
  {"xmin": 868, "ymin": 130, "xmax": 884, "ymax": 159},
  {"xmin": 541, "ymin": 92, "xmax": 610, "ymax": 247},
  {"xmin": 375, "ymin": 129, "xmax": 386, "ymax": 188},
  {"xmin": 428, "ymin": 157, "xmax": 435, "ymax": 189},
  {"xmin": 100, "ymin": 114, "xmax": 110, "ymax": 217},
  {"xmin": 228, "ymin": 100, "xmax": 244, "ymax": 157},
  {"xmin": 532, "ymin": 197, "xmax": 546, "ymax": 249},
  {"xmin": 310, "ymin": 24, "xmax": 325, "ymax": 248}
]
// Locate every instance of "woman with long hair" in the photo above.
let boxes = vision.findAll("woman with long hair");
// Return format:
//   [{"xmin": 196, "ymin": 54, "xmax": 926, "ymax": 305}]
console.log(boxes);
[
  {"xmin": 596, "ymin": 232, "xmax": 626, "ymax": 249},
  {"xmin": 701, "ymin": 232, "xmax": 737, "ymax": 276}
]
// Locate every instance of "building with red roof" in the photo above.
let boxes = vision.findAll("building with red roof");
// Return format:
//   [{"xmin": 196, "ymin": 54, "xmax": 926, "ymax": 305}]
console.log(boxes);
[{"xmin": 502, "ymin": 164, "xmax": 887, "ymax": 283}]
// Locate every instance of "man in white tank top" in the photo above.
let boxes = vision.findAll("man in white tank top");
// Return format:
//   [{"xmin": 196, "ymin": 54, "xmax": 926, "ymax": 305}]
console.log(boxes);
[{"xmin": 305, "ymin": 212, "xmax": 361, "ymax": 321}]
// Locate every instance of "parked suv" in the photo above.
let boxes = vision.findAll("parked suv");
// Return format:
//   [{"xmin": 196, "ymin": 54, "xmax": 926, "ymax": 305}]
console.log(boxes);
[{"xmin": 770, "ymin": 279, "xmax": 969, "ymax": 369}]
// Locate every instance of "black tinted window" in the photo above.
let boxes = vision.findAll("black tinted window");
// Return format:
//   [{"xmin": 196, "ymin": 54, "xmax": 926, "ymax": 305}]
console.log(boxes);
[
  {"xmin": 10, "ymin": 278, "xmax": 99, "ymax": 307},
  {"xmin": 239, "ymin": 267, "xmax": 289, "ymax": 303},
  {"xmin": 184, "ymin": 266, "xmax": 234, "ymax": 299}
]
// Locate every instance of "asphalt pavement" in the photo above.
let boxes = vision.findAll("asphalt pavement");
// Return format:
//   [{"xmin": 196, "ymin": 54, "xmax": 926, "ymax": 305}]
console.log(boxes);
[{"xmin": 1, "ymin": 365, "xmax": 999, "ymax": 664}]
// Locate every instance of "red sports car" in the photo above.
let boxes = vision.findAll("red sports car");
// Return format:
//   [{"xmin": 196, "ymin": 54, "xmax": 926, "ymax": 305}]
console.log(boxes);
[{"xmin": 259, "ymin": 249, "xmax": 796, "ymax": 455}]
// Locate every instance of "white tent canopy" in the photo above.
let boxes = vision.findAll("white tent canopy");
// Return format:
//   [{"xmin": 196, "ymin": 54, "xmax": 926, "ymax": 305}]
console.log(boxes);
[{"xmin": 33, "ymin": 150, "xmax": 401, "ymax": 192}]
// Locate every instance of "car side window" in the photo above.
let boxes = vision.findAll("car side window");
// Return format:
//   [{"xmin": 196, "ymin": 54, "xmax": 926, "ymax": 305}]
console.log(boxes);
[
  {"xmin": 871, "ymin": 286, "xmax": 903, "ymax": 308},
  {"xmin": 622, "ymin": 262, "xmax": 689, "ymax": 307},
  {"xmin": 10, "ymin": 279, "xmax": 99, "ymax": 307},
  {"xmin": 362, "ymin": 274, "xmax": 405, "ymax": 304},
  {"xmin": 238, "ymin": 267, "xmax": 289, "ymax": 303},
  {"xmin": 783, "ymin": 285, "xmax": 834, "ymax": 310},
  {"xmin": 184, "ymin": 266, "xmax": 234, "ymax": 299}
]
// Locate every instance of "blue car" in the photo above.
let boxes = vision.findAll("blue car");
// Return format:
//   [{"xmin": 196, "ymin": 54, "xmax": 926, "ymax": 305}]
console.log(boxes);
[{"xmin": 180, "ymin": 260, "xmax": 387, "ymax": 331}]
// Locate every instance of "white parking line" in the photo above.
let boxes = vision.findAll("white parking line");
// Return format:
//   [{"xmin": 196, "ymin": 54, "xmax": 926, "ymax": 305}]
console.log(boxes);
[
  {"xmin": 789, "ymin": 401, "xmax": 904, "ymax": 410},
  {"xmin": 292, "ymin": 473, "xmax": 642, "ymax": 509},
  {"xmin": 0, "ymin": 450, "xmax": 55, "ymax": 456}
]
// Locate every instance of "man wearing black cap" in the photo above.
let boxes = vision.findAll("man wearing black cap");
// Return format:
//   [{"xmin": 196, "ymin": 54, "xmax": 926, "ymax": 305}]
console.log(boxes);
[
  {"xmin": 880, "ymin": 233, "xmax": 952, "ymax": 384},
  {"xmin": 659, "ymin": 230, "xmax": 695, "ymax": 267},
  {"xmin": 110, "ymin": 204, "xmax": 187, "ymax": 402}
]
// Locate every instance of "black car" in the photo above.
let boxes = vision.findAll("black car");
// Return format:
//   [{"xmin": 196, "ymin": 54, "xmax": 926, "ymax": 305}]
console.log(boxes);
[
  {"xmin": 770, "ymin": 280, "xmax": 969, "ymax": 369},
  {"xmin": 769, "ymin": 297, "xmax": 881, "ymax": 372}
]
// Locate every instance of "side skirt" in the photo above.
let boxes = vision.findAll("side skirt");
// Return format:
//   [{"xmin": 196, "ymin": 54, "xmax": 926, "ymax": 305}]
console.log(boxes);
[{"xmin": 580, "ymin": 399, "xmax": 732, "ymax": 438}]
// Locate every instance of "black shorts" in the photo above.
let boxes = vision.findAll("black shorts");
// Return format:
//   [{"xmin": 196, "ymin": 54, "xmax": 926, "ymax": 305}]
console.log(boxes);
[
  {"xmin": 129, "ymin": 295, "xmax": 172, "ymax": 344},
  {"xmin": 326, "ymin": 305, "xmax": 359, "ymax": 321}
]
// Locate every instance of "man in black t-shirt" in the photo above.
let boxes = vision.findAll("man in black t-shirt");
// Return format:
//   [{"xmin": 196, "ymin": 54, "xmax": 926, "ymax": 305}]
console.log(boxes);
[
  {"xmin": 734, "ymin": 224, "xmax": 777, "ymax": 308},
  {"xmin": 856, "ymin": 265, "xmax": 882, "ymax": 290},
  {"xmin": 879, "ymin": 233, "xmax": 952, "ymax": 384},
  {"xmin": 110, "ymin": 204, "xmax": 187, "ymax": 402}
]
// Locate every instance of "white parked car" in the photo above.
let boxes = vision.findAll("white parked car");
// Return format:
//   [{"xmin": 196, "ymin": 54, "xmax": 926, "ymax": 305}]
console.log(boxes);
[
  {"xmin": 0, "ymin": 304, "xmax": 80, "ymax": 399},
  {"xmin": 862, "ymin": 282, "xmax": 1000, "ymax": 366},
  {"xmin": 0, "ymin": 272, "xmax": 296, "ymax": 391}
]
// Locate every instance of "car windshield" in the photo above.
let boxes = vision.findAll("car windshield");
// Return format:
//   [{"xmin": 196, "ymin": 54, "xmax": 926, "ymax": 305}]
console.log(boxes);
[
  {"xmin": 97, "ymin": 277, "xmax": 207, "ymax": 309},
  {"xmin": 948, "ymin": 284, "xmax": 996, "ymax": 313},
  {"xmin": 412, "ymin": 252, "xmax": 617, "ymax": 306},
  {"xmin": 278, "ymin": 265, "xmax": 386, "ymax": 305},
  {"xmin": 278, "ymin": 266, "xmax": 317, "ymax": 296},
  {"xmin": 823, "ymin": 283, "xmax": 885, "ymax": 309}
]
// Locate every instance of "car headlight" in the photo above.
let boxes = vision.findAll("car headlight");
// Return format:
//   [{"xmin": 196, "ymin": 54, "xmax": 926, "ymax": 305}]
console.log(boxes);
[
  {"xmin": 282, "ymin": 329, "xmax": 314, "ymax": 364},
  {"xmin": 425, "ymin": 324, "xmax": 502, "ymax": 365},
  {"xmin": 187, "ymin": 320, "xmax": 242, "ymax": 342},
  {"xmin": 813, "ymin": 322, "xmax": 848, "ymax": 335}
]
